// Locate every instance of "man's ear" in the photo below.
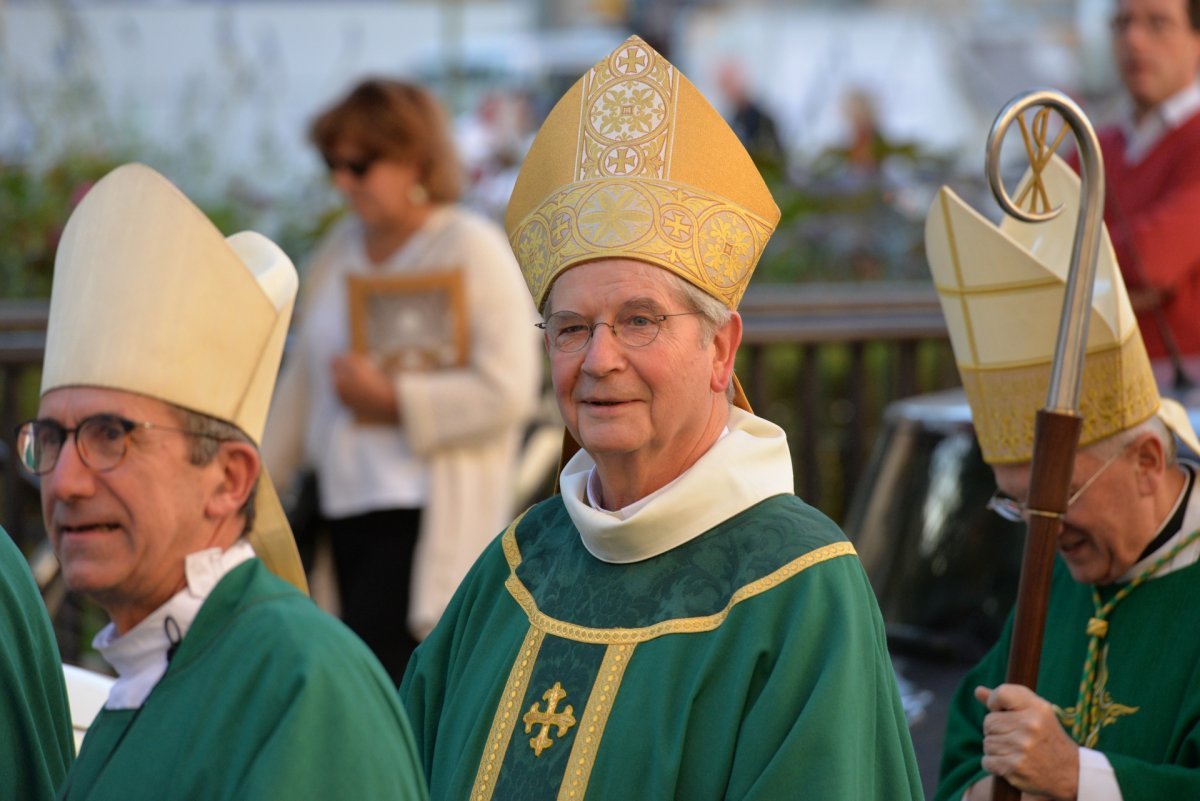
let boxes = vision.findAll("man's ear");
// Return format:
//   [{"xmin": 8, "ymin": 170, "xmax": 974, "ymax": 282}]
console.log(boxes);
[
  {"xmin": 710, "ymin": 311, "xmax": 743, "ymax": 395},
  {"xmin": 1132, "ymin": 432, "xmax": 1168, "ymax": 494},
  {"xmin": 204, "ymin": 442, "xmax": 261, "ymax": 521}
]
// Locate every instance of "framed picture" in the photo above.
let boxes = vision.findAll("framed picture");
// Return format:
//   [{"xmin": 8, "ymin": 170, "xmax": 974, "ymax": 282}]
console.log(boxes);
[{"xmin": 346, "ymin": 270, "xmax": 469, "ymax": 377}]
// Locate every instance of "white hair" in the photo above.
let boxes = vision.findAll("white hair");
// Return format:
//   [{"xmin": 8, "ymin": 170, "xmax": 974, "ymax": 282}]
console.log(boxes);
[{"xmin": 1084, "ymin": 414, "xmax": 1177, "ymax": 465}]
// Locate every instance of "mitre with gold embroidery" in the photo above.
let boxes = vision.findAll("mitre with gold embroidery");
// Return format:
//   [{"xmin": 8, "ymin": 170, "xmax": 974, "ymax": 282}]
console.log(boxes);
[
  {"xmin": 925, "ymin": 153, "xmax": 1200, "ymax": 464},
  {"xmin": 505, "ymin": 35, "xmax": 780, "ymax": 312}
]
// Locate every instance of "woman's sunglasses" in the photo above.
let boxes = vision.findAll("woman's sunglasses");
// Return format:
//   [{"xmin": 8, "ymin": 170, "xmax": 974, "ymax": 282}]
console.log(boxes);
[{"xmin": 323, "ymin": 154, "xmax": 379, "ymax": 179}]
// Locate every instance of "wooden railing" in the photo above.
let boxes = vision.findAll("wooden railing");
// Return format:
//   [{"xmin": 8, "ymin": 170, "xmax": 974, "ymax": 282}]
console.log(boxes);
[
  {"xmin": 0, "ymin": 283, "xmax": 957, "ymax": 546},
  {"xmin": 736, "ymin": 283, "xmax": 956, "ymax": 519}
]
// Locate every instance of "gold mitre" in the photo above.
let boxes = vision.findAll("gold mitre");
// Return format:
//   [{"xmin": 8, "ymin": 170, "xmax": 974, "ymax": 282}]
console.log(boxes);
[
  {"xmin": 925, "ymin": 153, "xmax": 1200, "ymax": 464},
  {"xmin": 504, "ymin": 35, "xmax": 781, "ymax": 311},
  {"xmin": 43, "ymin": 163, "xmax": 308, "ymax": 592}
]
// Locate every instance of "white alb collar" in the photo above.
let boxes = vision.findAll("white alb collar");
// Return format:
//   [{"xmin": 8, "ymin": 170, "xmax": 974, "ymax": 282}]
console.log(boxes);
[
  {"xmin": 561, "ymin": 407, "xmax": 794, "ymax": 564},
  {"xmin": 94, "ymin": 540, "xmax": 255, "ymax": 710}
]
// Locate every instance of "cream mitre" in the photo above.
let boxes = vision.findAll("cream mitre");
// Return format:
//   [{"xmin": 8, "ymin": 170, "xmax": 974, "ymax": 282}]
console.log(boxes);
[
  {"xmin": 43, "ymin": 163, "xmax": 307, "ymax": 591},
  {"xmin": 925, "ymin": 153, "xmax": 1200, "ymax": 464}
]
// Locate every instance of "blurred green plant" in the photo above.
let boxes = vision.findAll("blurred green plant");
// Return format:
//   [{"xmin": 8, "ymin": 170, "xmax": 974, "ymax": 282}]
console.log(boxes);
[
  {"xmin": 751, "ymin": 140, "xmax": 956, "ymax": 287},
  {"xmin": 0, "ymin": 154, "xmax": 123, "ymax": 298}
]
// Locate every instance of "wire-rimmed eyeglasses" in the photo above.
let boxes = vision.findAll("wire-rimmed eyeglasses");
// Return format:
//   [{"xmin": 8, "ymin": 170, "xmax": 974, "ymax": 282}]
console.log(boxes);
[
  {"xmin": 14, "ymin": 414, "xmax": 223, "ymax": 476},
  {"xmin": 536, "ymin": 310, "xmax": 702, "ymax": 353},
  {"xmin": 986, "ymin": 442, "xmax": 1132, "ymax": 523}
]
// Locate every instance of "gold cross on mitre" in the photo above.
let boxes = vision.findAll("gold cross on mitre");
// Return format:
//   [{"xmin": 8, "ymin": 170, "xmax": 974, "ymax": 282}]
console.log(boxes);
[
  {"xmin": 522, "ymin": 681, "xmax": 577, "ymax": 757},
  {"xmin": 1013, "ymin": 105, "xmax": 1070, "ymax": 216}
]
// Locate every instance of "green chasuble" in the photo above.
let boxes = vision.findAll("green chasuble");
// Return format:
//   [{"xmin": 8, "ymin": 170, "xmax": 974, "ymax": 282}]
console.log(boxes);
[
  {"xmin": 0, "ymin": 529, "xmax": 73, "ymax": 801},
  {"xmin": 401, "ymin": 495, "xmax": 923, "ymax": 800},
  {"xmin": 938, "ymin": 556, "xmax": 1200, "ymax": 801},
  {"xmin": 60, "ymin": 559, "xmax": 428, "ymax": 801}
]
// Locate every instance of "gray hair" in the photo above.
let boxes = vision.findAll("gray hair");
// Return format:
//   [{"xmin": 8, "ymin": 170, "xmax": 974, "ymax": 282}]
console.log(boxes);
[
  {"xmin": 668, "ymin": 277, "xmax": 738, "ymax": 404},
  {"xmin": 171, "ymin": 406, "xmax": 259, "ymax": 532},
  {"xmin": 1085, "ymin": 414, "xmax": 1177, "ymax": 465}
]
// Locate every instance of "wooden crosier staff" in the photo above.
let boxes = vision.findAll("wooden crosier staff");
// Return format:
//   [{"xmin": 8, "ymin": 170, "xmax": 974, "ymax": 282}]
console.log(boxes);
[{"xmin": 984, "ymin": 89, "xmax": 1105, "ymax": 801}]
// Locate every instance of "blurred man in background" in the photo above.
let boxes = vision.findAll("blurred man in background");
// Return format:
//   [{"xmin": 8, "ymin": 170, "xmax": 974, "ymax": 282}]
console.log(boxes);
[{"xmin": 1089, "ymin": 0, "xmax": 1200, "ymax": 362}]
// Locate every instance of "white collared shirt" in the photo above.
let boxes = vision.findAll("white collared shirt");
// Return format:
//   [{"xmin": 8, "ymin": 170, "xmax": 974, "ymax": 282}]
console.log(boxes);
[
  {"xmin": 92, "ymin": 540, "xmax": 256, "ymax": 710},
  {"xmin": 1123, "ymin": 79, "xmax": 1200, "ymax": 163}
]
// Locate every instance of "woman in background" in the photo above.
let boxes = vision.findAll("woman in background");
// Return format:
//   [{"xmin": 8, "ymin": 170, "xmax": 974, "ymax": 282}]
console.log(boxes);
[{"xmin": 264, "ymin": 78, "xmax": 541, "ymax": 682}]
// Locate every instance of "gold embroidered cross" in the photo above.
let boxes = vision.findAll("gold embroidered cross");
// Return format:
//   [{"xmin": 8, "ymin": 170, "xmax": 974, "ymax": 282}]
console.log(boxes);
[
  {"xmin": 606, "ymin": 147, "xmax": 637, "ymax": 173},
  {"xmin": 522, "ymin": 682, "xmax": 576, "ymax": 757},
  {"xmin": 616, "ymin": 48, "xmax": 647, "ymax": 74},
  {"xmin": 662, "ymin": 210, "xmax": 691, "ymax": 240}
]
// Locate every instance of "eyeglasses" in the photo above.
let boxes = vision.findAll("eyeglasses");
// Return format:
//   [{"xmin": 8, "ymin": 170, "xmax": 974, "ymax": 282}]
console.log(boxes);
[
  {"xmin": 536, "ymin": 310, "xmax": 702, "ymax": 353},
  {"xmin": 986, "ymin": 443, "xmax": 1131, "ymax": 523},
  {"xmin": 14, "ymin": 414, "xmax": 223, "ymax": 476},
  {"xmin": 322, "ymin": 153, "xmax": 380, "ymax": 179}
]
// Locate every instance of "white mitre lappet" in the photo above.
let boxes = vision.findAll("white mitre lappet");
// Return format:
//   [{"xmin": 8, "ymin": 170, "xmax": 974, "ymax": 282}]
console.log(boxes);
[
  {"xmin": 43, "ymin": 162, "xmax": 307, "ymax": 592},
  {"xmin": 924, "ymin": 153, "xmax": 1200, "ymax": 464}
]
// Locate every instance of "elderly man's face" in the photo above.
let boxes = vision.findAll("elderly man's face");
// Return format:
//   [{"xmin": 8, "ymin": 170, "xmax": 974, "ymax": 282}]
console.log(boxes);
[
  {"xmin": 1113, "ymin": 0, "xmax": 1200, "ymax": 115},
  {"xmin": 37, "ymin": 386, "xmax": 225, "ymax": 631},
  {"xmin": 992, "ymin": 444, "xmax": 1151, "ymax": 585},
  {"xmin": 545, "ymin": 259, "xmax": 736, "ymax": 492}
]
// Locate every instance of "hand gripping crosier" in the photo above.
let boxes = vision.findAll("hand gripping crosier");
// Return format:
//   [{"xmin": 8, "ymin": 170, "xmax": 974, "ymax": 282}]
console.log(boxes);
[{"xmin": 982, "ymin": 89, "xmax": 1106, "ymax": 801}]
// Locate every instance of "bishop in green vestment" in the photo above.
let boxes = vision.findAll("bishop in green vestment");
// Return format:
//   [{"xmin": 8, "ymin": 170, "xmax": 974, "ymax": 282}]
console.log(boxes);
[
  {"xmin": 926, "ymin": 154, "xmax": 1200, "ymax": 799},
  {"xmin": 401, "ymin": 35, "xmax": 923, "ymax": 801},
  {"xmin": 0, "ymin": 529, "xmax": 72, "ymax": 801},
  {"xmin": 26, "ymin": 163, "xmax": 427, "ymax": 801}
]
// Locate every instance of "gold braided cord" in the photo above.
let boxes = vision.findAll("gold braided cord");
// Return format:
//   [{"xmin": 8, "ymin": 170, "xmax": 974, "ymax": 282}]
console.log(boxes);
[{"xmin": 1069, "ymin": 526, "xmax": 1200, "ymax": 746}]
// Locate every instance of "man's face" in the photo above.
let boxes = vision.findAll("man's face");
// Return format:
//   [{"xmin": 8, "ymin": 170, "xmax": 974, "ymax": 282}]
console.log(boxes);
[
  {"xmin": 992, "ymin": 445, "xmax": 1150, "ymax": 585},
  {"xmin": 1113, "ymin": 0, "xmax": 1200, "ymax": 115},
  {"xmin": 38, "ymin": 386, "xmax": 223, "ymax": 629},
  {"xmin": 545, "ymin": 259, "xmax": 736, "ymax": 488}
]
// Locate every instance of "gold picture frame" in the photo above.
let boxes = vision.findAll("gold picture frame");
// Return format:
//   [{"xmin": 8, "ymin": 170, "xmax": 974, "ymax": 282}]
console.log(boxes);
[{"xmin": 346, "ymin": 270, "xmax": 469, "ymax": 377}]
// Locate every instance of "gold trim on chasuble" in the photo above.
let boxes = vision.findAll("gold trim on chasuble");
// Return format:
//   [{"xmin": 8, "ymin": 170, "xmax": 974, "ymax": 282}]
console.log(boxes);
[
  {"xmin": 470, "ymin": 626, "xmax": 545, "ymax": 801},
  {"xmin": 509, "ymin": 37, "xmax": 774, "ymax": 311},
  {"xmin": 465, "ymin": 511, "xmax": 857, "ymax": 800}
]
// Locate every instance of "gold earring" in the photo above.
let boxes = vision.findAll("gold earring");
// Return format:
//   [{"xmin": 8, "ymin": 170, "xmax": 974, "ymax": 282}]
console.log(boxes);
[{"xmin": 408, "ymin": 183, "xmax": 429, "ymax": 205}]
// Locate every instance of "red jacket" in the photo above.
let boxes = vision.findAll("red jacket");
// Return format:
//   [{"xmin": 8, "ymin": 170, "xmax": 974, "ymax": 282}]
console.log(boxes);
[{"xmin": 1075, "ymin": 113, "xmax": 1200, "ymax": 358}]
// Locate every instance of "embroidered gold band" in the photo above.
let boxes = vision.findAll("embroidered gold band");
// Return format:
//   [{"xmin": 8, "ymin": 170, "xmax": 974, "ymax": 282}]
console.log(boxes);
[
  {"xmin": 501, "ymin": 514, "xmax": 857, "ymax": 644},
  {"xmin": 558, "ymin": 643, "xmax": 636, "ymax": 801},
  {"xmin": 511, "ymin": 178, "xmax": 776, "ymax": 311},
  {"xmin": 960, "ymin": 330, "xmax": 1159, "ymax": 464},
  {"xmin": 470, "ymin": 626, "xmax": 545, "ymax": 801}
]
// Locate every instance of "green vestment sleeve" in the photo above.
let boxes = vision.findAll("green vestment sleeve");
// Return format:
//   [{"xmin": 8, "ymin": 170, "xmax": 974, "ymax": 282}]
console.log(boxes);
[
  {"xmin": 402, "ymin": 495, "xmax": 923, "ymax": 800},
  {"xmin": 59, "ymin": 560, "xmax": 428, "ymax": 801},
  {"xmin": 937, "ymin": 556, "xmax": 1200, "ymax": 801},
  {"xmin": 0, "ymin": 529, "xmax": 73, "ymax": 801}
]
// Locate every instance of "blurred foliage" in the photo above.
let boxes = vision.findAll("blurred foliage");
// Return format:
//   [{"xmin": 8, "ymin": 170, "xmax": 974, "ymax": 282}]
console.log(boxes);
[
  {"xmin": 752, "ymin": 140, "xmax": 957, "ymax": 286},
  {"xmin": 0, "ymin": 154, "xmax": 126, "ymax": 298},
  {"xmin": 0, "ymin": 153, "xmax": 343, "ymax": 299}
]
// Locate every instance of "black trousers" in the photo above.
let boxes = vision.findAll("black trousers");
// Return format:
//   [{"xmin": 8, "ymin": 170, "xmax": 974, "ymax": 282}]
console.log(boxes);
[{"xmin": 326, "ymin": 508, "xmax": 421, "ymax": 685}]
